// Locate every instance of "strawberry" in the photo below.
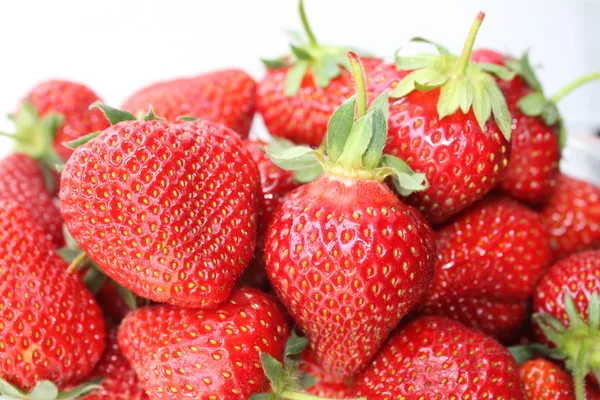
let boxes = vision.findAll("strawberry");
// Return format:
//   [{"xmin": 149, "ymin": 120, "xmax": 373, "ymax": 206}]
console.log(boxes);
[
  {"xmin": 520, "ymin": 358, "xmax": 600, "ymax": 400},
  {"xmin": 0, "ymin": 199, "xmax": 105, "ymax": 396},
  {"xmin": 0, "ymin": 153, "xmax": 64, "ymax": 247},
  {"xmin": 300, "ymin": 350, "xmax": 352, "ymax": 398},
  {"xmin": 240, "ymin": 139, "xmax": 300, "ymax": 288},
  {"xmin": 353, "ymin": 316, "xmax": 524, "ymax": 399},
  {"xmin": 538, "ymin": 174, "xmax": 600, "ymax": 260},
  {"xmin": 122, "ymin": 69, "xmax": 256, "ymax": 138},
  {"xmin": 264, "ymin": 53, "xmax": 435, "ymax": 379},
  {"xmin": 60, "ymin": 106, "xmax": 261, "ymax": 308},
  {"xmin": 532, "ymin": 250, "xmax": 600, "ymax": 399},
  {"xmin": 423, "ymin": 196, "xmax": 552, "ymax": 340},
  {"xmin": 257, "ymin": 0, "xmax": 382, "ymax": 147},
  {"xmin": 367, "ymin": 12, "xmax": 513, "ymax": 224},
  {"xmin": 117, "ymin": 287, "xmax": 289, "ymax": 399}
]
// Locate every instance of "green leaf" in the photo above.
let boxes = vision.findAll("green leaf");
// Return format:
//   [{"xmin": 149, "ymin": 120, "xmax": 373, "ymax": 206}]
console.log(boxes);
[
  {"xmin": 409, "ymin": 36, "xmax": 450, "ymax": 56},
  {"xmin": 300, "ymin": 373, "xmax": 318, "ymax": 390},
  {"xmin": 261, "ymin": 58, "xmax": 289, "ymax": 69},
  {"xmin": 82, "ymin": 267, "xmax": 107, "ymax": 295},
  {"xmin": 141, "ymin": 106, "xmax": 164, "ymax": 121},
  {"xmin": 313, "ymin": 55, "xmax": 341, "ymax": 88},
  {"xmin": 533, "ymin": 313, "xmax": 568, "ymax": 346},
  {"xmin": 541, "ymin": 104, "xmax": 559, "ymax": 127},
  {"xmin": 284, "ymin": 61, "xmax": 309, "ymax": 97},
  {"xmin": 290, "ymin": 44, "xmax": 312, "ymax": 60},
  {"xmin": 517, "ymin": 92, "xmax": 546, "ymax": 117},
  {"xmin": 507, "ymin": 52, "xmax": 543, "ymax": 93},
  {"xmin": 362, "ymin": 108, "xmax": 388, "ymax": 169},
  {"xmin": 0, "ymin": 378, "xmax": 26, "ymax": 398},
  {"xmin": 267, "ymin": 145, "xmax": 320, "ymax": 171},
  {"xmin": 391, "ymin": 67, "xmax": 448, "ymax": 98},
  {"xmin": 458, "ymin": 80, "xmax": 474, "ymax": 114},
  {"xmin": 564, "ymin": 292, "xmax": 586, "ymax": 329},
  {"xmin": 114, "ymin": 282, "xmax": 138, "ymax": 310},
  {"xmin": 472, "ymin": 83, "xmax": 492, "ymax": 132},
  {"xmin": 260, "ymin": 353, "xmax": 285, "ymax": 392},
  {"xmin": 284, "ymin": 336, "xmax": 309, "ymax": 357},
  {"xmin": 368, "ymin": 90, "xmax": 390, "ymax": 122},
  {"xmin": 58, "ymin": 247, "xmax": 79, "ymax": 264},
  {"xmin": 476, "ymin": 63, "xmax": 516, "ymax": 81},
  {"xmin": 90, "ymin": 103, "xmax": 136, "ymax": 125},
  {"xmin": 28, "ymin": 380, "xmax": 59, "ymax": 400},
  {"xmin": 294, "ymin": 163, "xmax": 323, "ymax": 183},
  {"xmin": 395, "ymin": 52, "xmax": 437, "ymax": 70},
  {"xmin": 557, "ymin": 121, "xmax": 567, "ymax": 150},
  {"xmin": 484, "ymin": 78, "xmax": 512, "ymax": 141},
  {"xmin": 249, "ymin": 394, "xmax": 275, "ymax": 400},
  {"xmin": 379, "ymin": 155, "xmax": 428, "ymax": 196},
  {"xmin": 437, "ymin": 78, "xmax": 462, "ymax": 119},
  {"xmin": 284, "ymin": 28, "xmax": 304, "ymax": 44},
  {"xmin": 176, "ymin": 115, "xmax": 200, "ymax": 122},
  {"xmin": 62, "ymin": 131, "xmax": 101, "ymax": 150},
  {"xmin": 40, "ymin": 113, "xmax": 65, "ymax": 141},
  {"xmin": 589, "ymin": 291, "xmax": 600, "ymax": 333},
  {"xmin": 508, "ymin": 345, "xmax": 534, "ymax": 365},
  {"xmin": 326, "ymin": 96, "xmax": 357, "ymax": 162},
  {"xmin": 337, "ymin": 112, "xmax": 374, "ymax": 167},
  {"xmin": 56, "ymin": 378, "xmax": 103, "ymax": 399}
]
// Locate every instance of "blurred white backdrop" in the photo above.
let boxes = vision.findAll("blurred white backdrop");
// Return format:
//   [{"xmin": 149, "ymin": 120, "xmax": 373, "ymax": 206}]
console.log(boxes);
[{"xmin": 0, "ymin": 0, "xmax": 599, "ymax": 154}]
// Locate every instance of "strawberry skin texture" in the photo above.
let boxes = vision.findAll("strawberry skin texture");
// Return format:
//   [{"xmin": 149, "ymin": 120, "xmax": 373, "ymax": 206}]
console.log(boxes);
[
  {"xmin": 301, "ymin": 351, "xmax": 352, "ymax": 398},
  {"xmin": 257, "ymin": 58, "xmax": 382, "ymax": 147},
  {"xmin": 368, "ymin": 65, "xmax": 511, "ymax": 224},
  {"xmin": 471, "ymin": 49, "xmax": 560, "ymax": 204},
  {"xmin": 122, "ymin": 70, "xmax": 256, "ymax": 138},
  {"xmin": 117, "ymin": 287, "xmax": 289, "ymax": 400},
  {"xmin": 265, "ymin": 175, "xmax": 436, "ymax": 378},
  {"xmin": 0, "ymin": 200, "xmax": 106, "ymax": 390},
  {"xmin": 533, "ymin": 250, "xmax": 600, "ymax": 343},
  {"xmin": 23, "ymin": 80, "xmax": 110, "ymax": 161},
  {"xmin": 538, "ymin": 174, "xmax": 600, "ymax": 260},
  {"xmin": 60, "ymin": 119, "xmax": 260, "ymax": 308},
  {"xmin": 423, "ymin": 196, "xmax": 552, "ymax": 340},
  {"xmin": 353, "ymin": 316, "xmax": 524, "ymax": 399},
  {"xmin": 520, "ymin": 358, "xmax": 600, "ymax": 399},
  {"xmin": 0, "ymin": 154, "xmax": 64, "ymax": 247}
]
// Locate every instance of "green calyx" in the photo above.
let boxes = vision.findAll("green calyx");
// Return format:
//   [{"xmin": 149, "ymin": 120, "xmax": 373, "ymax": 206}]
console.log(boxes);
[
  {"xmin": 261, "ymin": 0, "xmax": 372, "ymax": 97},
  {"xmin": 533, "ymin": 291, "xmax": 600, "ymax": 400},
  {"xmin": 250, "ymin": 335, "xmax": 364, "ymax": 400},
  {"xmin": 392, "ymin": 12, "xmax": 514, "ymax": 141},
  {"xmin": 0, "ymin": 377, "xmax": 102, "ymax": 400},
  {"xmin": 0, "ymin": 102, "xmax": 65, "ymax": 191},
  {"xmin": 268, "ymin": 52, "xmax": 427, "ymax": 196},
  {"xmin": 508, "ymin": 52, "xmax": 600, "ymax": 149}
]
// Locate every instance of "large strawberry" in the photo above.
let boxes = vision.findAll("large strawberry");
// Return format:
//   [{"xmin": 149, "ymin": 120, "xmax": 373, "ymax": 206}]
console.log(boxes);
[
  {"xmin": 257, "ymin": 0, "xmax": 382, "ymax": 147},
  {"xmin": 240, "ymin": 139, "xmax": 300, "ymax": 287},
  {"xmin": 118, "ymin": 287, "xmax": 289, "ymax": 399},
  {"xmin": 0, "ymin": 153, "xmax": 63, "ymax": 247},
  {"xmin": 0, "ymin": 200, "xmax": 105, "ymax": 397},
  {"xmin": 122, "ymin": 69, "xmax": 256, "ymax": 138},
  {"xmin": 538, "ymin": 174, "xmax": 600, "ymax": 260},
  {"xmin": 423, "ymin": 195, "xmax": 552, "ymax": 340},
  {"xmin": 265, "ymin": 52, "xmax": 435, "ymax": 379},
  {"xmin": 353, "ymin": 316, "xmax": 524, "ymax": 399},
  {"xmin": 367, "ymin": 12, "xmax": 513, "ymax": 224},
  {"xmin": 532, "ymin": 250, "xmax": 600, "ymax": 399},
  {"xmin": 60, "ymin": 106, "xmax": 261, "ymax": 308}
]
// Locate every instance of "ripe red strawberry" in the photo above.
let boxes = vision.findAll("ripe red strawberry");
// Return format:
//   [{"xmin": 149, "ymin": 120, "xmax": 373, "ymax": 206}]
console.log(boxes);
[
  {"xmin": 0, "ymin": 153, "xmax": 63, "ymax": 247},
  {"xmin": 520, "ymin": 358, "xmax": 600, "ymax": 400},
  {"xmin": 300, "ymin": 350, "xmax": 352, "ymax": 398},
  {"xmin": 367, "ymin": 13, "xmax": 513, "ymax": 224},
  {"xmin": 60, "ymin": 106, "xmax": 260, "ymax": 308},
  {"xmin": 0, "ymin": 199, "xmax": 105, "ymax": 394},
  {"xmin": 538, "ymin": 174, "xmax": 600, "ymax": 260},
  {"xmin": 532, "ymin": 250, "xmax": 600, "ymax": 399},
  {"xmin": 239, "ymin": 139, "xmax": 300, "ymax": 287},
  {"xmin": 257, "ymin": 0, "xmax": 382, "ymax": 147},
  {"xmin": 423, "ymin": 196, "xmax": 552, "ymax": 340},
  {"xmin": 15, "ymin": 80, "xmax": 109, "ymax": 162},
  {"xmin": 122, "ymin": 69, "xmax": 256, "ymax": 138},
  {"xmin": 117, "ymin": 287, "xmax": 289, "ymax": 399},
  {"xmin": 265, "ymin": 53, "xmax": 435, "ymax": 379},
  {"xmin": 353, "ymin": 316, "xmax": 524, "ymax": 399}
]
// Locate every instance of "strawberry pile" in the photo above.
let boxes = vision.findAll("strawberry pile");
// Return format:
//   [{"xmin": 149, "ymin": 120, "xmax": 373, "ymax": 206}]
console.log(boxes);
[{"xmin": 1, "ymin": 2, "xmax": 600, "ymax": 400}]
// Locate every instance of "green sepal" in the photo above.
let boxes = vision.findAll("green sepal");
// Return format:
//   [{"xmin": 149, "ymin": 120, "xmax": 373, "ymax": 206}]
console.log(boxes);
[
  {"xmin": 113, "ymin": 281, "xmax": 138, "ymax": 310},
  {"xmin": 565, "ymin": 291, "xmax": 586, "ymax": 330},
  {"xmin": 284, "ymin": 61, "xmax": 309, "ymax": 97},
  {"xmin": 294, "ymin": 164, "xmax": 323, "ymax": 183},
  {"xmin": 336, "ymin": 112, "xmax": 375, "ymax": 167},
  {"xmin": 260, "ymin": 353, "xmax": 285, "ymax": 393},
  {"xmin": 261, "ymin": 57, "xmax": 290, "ymax": 70},
  {"xmin": 505, "ymin": 51, "xmax": 543, "ymax": 92},
  {"xmin": 326, "ymin": 95, "xmax": 357, "ymax": 163},
  {"xmin": 313, "ymin": 55, "xmax": 342, "ymax": 88},
  {"xmin": 284, "ymin": 335, "xmax": 309, "ymax": 357},
  {"xmin": 379, "ymin": 155, "xmax": 428, "ymax": 196},
  {"xmin": 290, "ymin": 44, "xmax": 312, "ymax": 61},
  {"xmin": 391, "ymin": 67, "xmax": 449, "ymax": 98},
  {"xmin": 508, "ymin": 345, "xmax": 534, "ymax": 365},
  {"xmin": 62, "ymin": 131, "xmax": 101, "ymax": 150},
  {"xmin": 176, "ymin": 115, "xmax": 200, "ymax": 122},
  {"xmin": 475, "ymin": 63, "xmax": 516, "ymax": 81},
  {"xmin": 90, "ymin": 103, "xmax": 136, "ymax": 125},
  {"xmin": 141, "ymin": 106, "xmax": 164, "ymax": 121},
  {"xmin": 82, "ymin": 266, "xmax": 107, "ymax": 295},
  {"xmin": 408, "ymin": 36, "xmax": 450, "ymax": 56},
  {"xmin": 517, "ymin": 92, "xmax": 547, "ymax": 117},
  {"xmin": 267, "ymin": 143, "xmax": 322, "ymax": 171},
  {"xmin": 362, "ymin": 108, "xmax": 387, "ymax": 170},
  {"xmin": 0, "ymin": 378, "xmax": 102, "ymax": 400},
  {"xmin": 248, "ymin": 394, "xmax": 275, "ymax": 400},
  {"xmin": 300, "ymin": 373, "xmax": 318, "ymax": 390}
]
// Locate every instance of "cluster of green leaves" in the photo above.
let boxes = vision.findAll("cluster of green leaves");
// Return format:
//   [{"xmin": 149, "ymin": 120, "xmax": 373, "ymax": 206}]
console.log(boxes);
[{"xmin": 0, "ymin": 378, "xmax": 102, "ymax": 400}]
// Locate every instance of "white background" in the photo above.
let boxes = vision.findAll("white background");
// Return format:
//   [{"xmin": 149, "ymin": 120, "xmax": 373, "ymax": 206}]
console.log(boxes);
[{"xmin": 0, "ymin": 0, "xmax": 599, "ymax": 154}]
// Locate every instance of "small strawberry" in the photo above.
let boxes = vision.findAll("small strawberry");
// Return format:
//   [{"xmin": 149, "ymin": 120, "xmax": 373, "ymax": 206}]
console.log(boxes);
[
  {"xmin": 265, "ymin": 53, "xmax": 435, "ymax": 379},
  {"xmin": 122, "ymin": 69, "xmax": 256, "ymax": 138},
  {"xmin": 353, "ymin": 316, "xmax": 524, "ymax": 399},
  {"xmin": 368, "ymin": 12, "xmax": 514, "ymax": 224},
  {"xmin": 300, "ymin": 350, "xmax": 352, "ymax": 398},
  {"xmin": 532, "ymin": 250, "xmax": 600, "ymax": 399},
  {"xmin": 240, "ymin": 139, "xmax": 300, "ymax": 288},
  {"xmin": 60, "ymin": 106, "xmax": 261, "ymax": 308},
  {"xmin": 0, "ymin": 200, "xmax": 105, "ymax": 396},
  {"xmin": 257, "ymin": 0, "xmax": 382, "ymax": 147},
  {"xmin": 118, "ymin": 287, "xmax": 289, "ymax": 399},
  {"xmin": 423, "ymin": 196, "xmax": 552, "ymax": 340},
  {"xmin": 520, "ymin": 358, "xmax": 600, "ymax": 400},
  {"xmin": 0, "ymin": 153, "xmax": 64, "ymax": 247},
  {"xmin": 538, "ymin": 174, "xmax": 600, "ymax": 260}
]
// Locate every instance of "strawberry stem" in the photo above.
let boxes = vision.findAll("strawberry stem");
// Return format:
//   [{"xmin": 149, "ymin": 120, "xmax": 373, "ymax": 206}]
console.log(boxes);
[
  {"xmin": 299, "ymin": 0, "xmax": 318, "ymax": 47},
  {"xmin": 347, "ymin": 51, "xmax": 367, "ymax": 119},
  {"xmin": 549, "ymin": 71, "xmax": 600, "ymax": 104},
  {"xmin": 573, "ymin": 344, "xmax": 590, "ymax": 400},
  {"xmin": 0, "ymin": 131, "xmax": 25, "ymax": 141},
  {"xmin": 280, "ymin": 390, "xmax": 366, "ymax": 400},
  {"xmin": 456, "ymin": 11, "xmax": 485, "ymax": 76},
  {"xmin": 67, "ymin": 251, "xmax": 90, "ymax": 274}
]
